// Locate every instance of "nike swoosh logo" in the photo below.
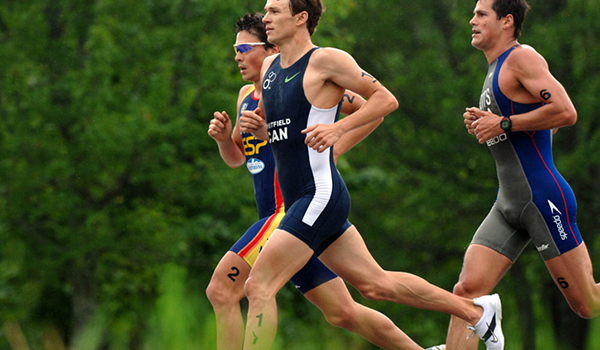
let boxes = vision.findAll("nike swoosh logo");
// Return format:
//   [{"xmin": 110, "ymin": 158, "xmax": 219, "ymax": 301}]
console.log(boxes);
[
  {"xmin": 490, "ymin": 332, "xmax": 499, "ymax": 343},
  {"xmin": 285, "ymin": 72, "xmax": 300, "ymax": 83},
  {"xmin": 483, "ymin": 313, "xmax": 499, "ymax": 343}
]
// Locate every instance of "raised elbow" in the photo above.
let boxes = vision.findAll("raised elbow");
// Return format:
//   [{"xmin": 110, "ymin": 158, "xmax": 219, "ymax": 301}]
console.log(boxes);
[
  {"xmin": 225, "ymin": 157, "xmax": 246, "ymax": 169},
  {"xmin": 563, "ymin": 109, "xmax": 577, "ymax": 127},
  {"xmin": 387, "ymin": 96, "xmax": 399, "ymax": 114}
]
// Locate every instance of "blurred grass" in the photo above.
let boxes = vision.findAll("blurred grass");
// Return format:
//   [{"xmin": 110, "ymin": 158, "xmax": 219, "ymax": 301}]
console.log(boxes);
[{"xmin": 6, "ymin": 263, "xmax": 600, "ymax": 349}]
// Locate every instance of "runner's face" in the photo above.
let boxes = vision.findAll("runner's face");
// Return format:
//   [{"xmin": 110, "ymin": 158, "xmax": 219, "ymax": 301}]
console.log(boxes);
[
  {"xmin": 234, "ymin": 31, "xmax": 269, "ymax": 83},
  {"xmin": 470, "ymin": 0, "xmax": 502, "ymax": 50},
  {"xmin": 263, "ymin": 0, "xmax": 296, "ymax": 44}
]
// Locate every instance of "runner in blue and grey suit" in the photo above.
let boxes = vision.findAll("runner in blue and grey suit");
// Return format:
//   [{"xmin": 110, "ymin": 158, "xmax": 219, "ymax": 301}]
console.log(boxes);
[{"xmin": 473, "ymin": 45, "xmax": 582, "ymax": 261}]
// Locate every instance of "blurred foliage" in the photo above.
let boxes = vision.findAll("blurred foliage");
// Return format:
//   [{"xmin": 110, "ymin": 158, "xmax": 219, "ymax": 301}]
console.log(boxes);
[{"xmin": 0, "ymin": 0, "xmax": 599, "ymax": 349}]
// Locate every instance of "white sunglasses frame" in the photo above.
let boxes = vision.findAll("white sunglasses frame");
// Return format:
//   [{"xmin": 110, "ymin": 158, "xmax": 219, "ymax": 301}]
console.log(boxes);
[{"xmin": 233, "ymin": 42, "xmax": 266, "ymax": 54}]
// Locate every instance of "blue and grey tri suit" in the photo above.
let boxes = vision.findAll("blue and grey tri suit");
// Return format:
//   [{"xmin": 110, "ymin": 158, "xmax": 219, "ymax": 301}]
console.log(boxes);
[
  {"xmin": 262, "ymin": 48, "xmax": 352, "ymax": 256},
  {"xmin": 473, "ymin": 45, "xmax": 582, "ymax": 261}
]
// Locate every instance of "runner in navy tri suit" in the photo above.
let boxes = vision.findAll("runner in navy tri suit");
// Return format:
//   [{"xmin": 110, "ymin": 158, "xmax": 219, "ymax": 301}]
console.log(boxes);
[
  {"xmin": 207, "ymin": 12, "xmax": 437, "ymax": 350},
  {"xmin": 447, "ymin": 1, "xmax": 600, "ymax": 349},
  {"xmin": 240, "ymin": 1, "xmax": 505, "ymax": 349},
  {"xmin": 262, "ymin": 47, "xmax": 352, "ymax": 255}
]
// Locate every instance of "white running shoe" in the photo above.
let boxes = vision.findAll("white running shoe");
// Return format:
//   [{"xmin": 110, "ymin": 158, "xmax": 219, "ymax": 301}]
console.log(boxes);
[
  {"xmin": 468, "ymin": 294, "xmax": 504, "ymax": 350},
  {"xmin": 425, "ymin": 345, "xmax": 446, "ymax": 350}
]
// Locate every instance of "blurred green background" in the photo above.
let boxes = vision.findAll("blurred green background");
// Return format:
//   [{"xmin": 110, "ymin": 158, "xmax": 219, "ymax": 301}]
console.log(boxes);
[{"xmin": 1, "ymin": 0, "xmax": 600, "ymax": 349}]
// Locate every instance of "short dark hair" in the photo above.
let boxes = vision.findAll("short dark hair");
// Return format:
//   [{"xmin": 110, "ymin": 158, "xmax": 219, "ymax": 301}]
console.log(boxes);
[
  {"xmin": 234, "ymin": 12, "xmax": 275, "ymax": 50},
  {"xmin": 288, "ymin": 0, "xmax": 324, "ymax": 36},
  {"xmin": 482, "ymin": 0, "xmax": 530, "ymax": 39}
]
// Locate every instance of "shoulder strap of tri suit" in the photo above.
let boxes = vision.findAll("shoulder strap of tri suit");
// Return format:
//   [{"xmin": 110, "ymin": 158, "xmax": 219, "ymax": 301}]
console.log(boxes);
[{"xmin": 241, "ymin": 85, "xmax": 256, "ymax": 101}]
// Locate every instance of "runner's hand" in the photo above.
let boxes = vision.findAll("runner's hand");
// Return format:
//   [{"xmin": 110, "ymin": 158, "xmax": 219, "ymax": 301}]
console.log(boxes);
[
  {"xmin": 466, "ymin": 107, "xmax": 504, "ymax": 144},
  {"xmin": 208, "ymin": 111, "xmax": 233, "ymax": 143},
  {"xmin": 302, "ymin": 123, "xmax": 344, "ymax": 153},
  {"xmin": 240, "ymin": 108, "xmax": 268, "ymax": 140}
]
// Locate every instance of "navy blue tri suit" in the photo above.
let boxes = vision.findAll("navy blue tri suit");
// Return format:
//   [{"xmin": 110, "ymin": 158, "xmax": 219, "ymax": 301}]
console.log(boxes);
[
  {"xmin": 262, "ymin": 47, "xmax": 352, "ymax": 256},
  {"xmin": 473, "ymin": 45, "xmax": 582, "ymax": 261},
  {"xmin": 228, "ymin": 85, "xmax": 337, "ymax": 294}
]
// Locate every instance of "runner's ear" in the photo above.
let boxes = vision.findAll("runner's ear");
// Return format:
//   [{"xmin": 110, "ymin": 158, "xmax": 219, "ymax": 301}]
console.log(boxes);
[
  {"xmin": 295, "ymin": 11, "xmax": 309, "ymax": 28},
  {"xmin": 502, "ymin": 14, "xmax": 514, "ymax": 31}
]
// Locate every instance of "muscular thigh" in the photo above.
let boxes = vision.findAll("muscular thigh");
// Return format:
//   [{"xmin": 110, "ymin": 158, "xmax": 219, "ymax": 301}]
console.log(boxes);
[
  {"xmin": 458, "ymin": 244, "xmax": 513, "ymax": 296},
  {"xmin": 544, "ymin": 243, "xmax": 595, "ymax": 299},
  {"xmin": 248, "ymin": 228, "xmax": 315, "ymax": 293},
  {"xmin": 302, "ymin": 277, "xmax": 352, "ymax": 312},
  {"xmin": 318, "ymin": 225, "xmax": 387, "ymax": 288}
]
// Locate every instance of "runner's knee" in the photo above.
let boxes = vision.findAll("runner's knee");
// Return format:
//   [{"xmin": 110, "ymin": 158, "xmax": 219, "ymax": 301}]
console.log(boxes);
[
  {"xmin": 244, "ymin": 275, "xmax": 270, "ymax": 305},
  {"xmin": 322, "ymin": 304, "xmax": 358, "ymax": 330},
  {"xmin": 567, "ymin": 298, "xmax": 598, "ymax": 319},
  {"xmin": 572, "ymin": 305, "xmax": 595, "ymax": 319},
  {"xmin": 206, "ymin": 275, "xmax": 242, "ymax": 308},
  {"xmin": 354, "ymin": 279, "xmax": 390, "ymax": 301},
  {"xmin": 453, "ymin": 279, "xmax": 488, "ymax": 298},
  {"xmin": 206, "ymin": 279, "xmax": 230, "ymax": 307}
]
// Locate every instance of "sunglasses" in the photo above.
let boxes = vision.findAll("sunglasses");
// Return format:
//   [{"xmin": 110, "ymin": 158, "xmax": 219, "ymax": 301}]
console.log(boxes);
[{"xmin": 234, "ymin": 42, "xmax": 266, "ymax": 55}]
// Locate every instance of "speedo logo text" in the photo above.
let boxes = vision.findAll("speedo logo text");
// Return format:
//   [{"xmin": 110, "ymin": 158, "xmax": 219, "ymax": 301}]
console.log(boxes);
[{"xmin": 548, "ymin": 200, "xmax": 568, "ymax": 240}]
